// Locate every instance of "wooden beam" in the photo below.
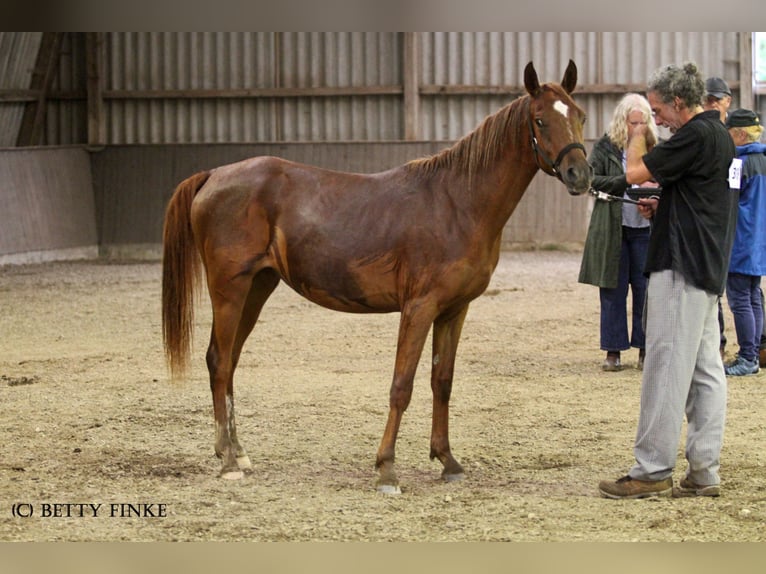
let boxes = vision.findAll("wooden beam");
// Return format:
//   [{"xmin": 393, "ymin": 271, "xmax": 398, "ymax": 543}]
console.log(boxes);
[
  {"xmin": 403, "ymin": 32, "xmax": 420, "ymax": 141},
  {"xmin": 1, "ymin": 82, "xmax": 745, "ymax": 104},
  {"xmin": 418, "ymin": 83, "xmax": 652, "ymax": 96},
  {"xmin": 101, "ymin": 86, "xmax": 405, "ymax": 99},
  {"xmin": 86, "ymin": 33, "xmax": 106, "ymax": 148},
  {"xmin": 739, "ymin": 32, "xmax": 754, "ymax": 110},
  {"xmin": 15, "ymin": 32, "xmax": 64, "ymax": 147},
  {"xmin": 0, "ymin": 90, "xmax": 42, "ymax": 103}
]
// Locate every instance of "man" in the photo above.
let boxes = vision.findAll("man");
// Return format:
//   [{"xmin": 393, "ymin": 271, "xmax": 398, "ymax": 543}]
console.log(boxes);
[
  {"xmin": 598, "ymin": 63, "xmax": 737, "ymax": 499},
  {"xmin": 704, "ymin": 76, "xmax": 732, "ymax": 123},
  {"xmin": 703, "ymin": 76, "xmax": 733, "ymax": 358}
]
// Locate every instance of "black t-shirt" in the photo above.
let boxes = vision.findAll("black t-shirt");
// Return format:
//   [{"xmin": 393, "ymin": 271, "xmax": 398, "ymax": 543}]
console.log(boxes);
[{"xmin": 642, "ymin": 109, "xmax": 737, "ymax": 295}]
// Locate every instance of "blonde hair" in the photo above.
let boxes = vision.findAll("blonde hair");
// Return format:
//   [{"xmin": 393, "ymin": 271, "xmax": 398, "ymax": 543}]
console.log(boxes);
[
  {"xmin": 607, "ymin": 93, "xmax": 659, "ymax": 151},
  {"xmin": 732, "ymin": 124, "xmax": 765, "ymax": 144}
]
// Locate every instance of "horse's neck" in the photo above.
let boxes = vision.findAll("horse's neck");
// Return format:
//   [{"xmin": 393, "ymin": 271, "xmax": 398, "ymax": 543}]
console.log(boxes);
[{"xmin": 455, "ymin": 143, "xmax": 539, "ymax": 240}]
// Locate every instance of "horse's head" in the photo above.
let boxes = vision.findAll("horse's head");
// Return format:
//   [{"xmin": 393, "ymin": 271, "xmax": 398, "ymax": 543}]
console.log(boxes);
[{"xmin": 524, "ymin": 60, "xmax": 592, "ymax": 196}]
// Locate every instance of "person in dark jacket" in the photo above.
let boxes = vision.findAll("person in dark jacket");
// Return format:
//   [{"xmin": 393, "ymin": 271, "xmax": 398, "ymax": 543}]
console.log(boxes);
[
  {"xmin": 703, "ymin": 76, "xmax": 733, "ymax": 359},
  {"xmin": 578, "ymin": 93, "xmax": 658, "ymax": 371},
  {"xmin": 723, "ymin": 109, "xmax": 766, "ymax": 376}
]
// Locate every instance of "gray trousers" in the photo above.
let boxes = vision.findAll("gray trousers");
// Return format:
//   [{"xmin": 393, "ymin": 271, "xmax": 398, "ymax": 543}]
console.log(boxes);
[{"xmin": 630, "ymin": 270, "xmax": 727, "ymax": 486}]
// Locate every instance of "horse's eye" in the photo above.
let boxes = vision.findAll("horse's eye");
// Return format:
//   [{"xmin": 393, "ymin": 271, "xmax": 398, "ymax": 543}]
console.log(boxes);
[{"xmin": 535, "ymin": 119, "xmax": 544, "ymax": 128}]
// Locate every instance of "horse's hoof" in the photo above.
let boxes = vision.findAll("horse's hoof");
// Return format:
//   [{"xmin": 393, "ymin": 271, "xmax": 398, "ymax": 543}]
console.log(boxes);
[
  {"xmin": 442, "ymin": 472, "xmax": 466, "ymax": 483},
  {"xmin": 236, "ymin": 455, "xmax": 252, "ymax": 470},
  {"xmin": 220, "ymin": 469, "xmax": 244, "ymax": 480},
  {"xmin": 377, "ymin": 483, "xmax": 402, "ymax": 495}
]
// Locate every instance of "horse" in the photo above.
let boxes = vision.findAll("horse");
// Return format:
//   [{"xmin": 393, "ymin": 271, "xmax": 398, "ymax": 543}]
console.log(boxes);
[{"xmin": 162, "ymin": 60, "xmax": 592, "ymax": 494}]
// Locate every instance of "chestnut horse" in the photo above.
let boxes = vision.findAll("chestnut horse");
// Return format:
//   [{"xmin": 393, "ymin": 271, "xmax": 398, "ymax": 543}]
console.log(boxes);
[{"xmin": 162, "ymin": 60, "xmax": 591, "ymax": 493}]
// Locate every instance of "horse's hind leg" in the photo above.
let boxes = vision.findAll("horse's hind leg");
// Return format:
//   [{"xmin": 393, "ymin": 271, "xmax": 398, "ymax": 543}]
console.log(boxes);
[
  {"xmin": 429, "ymin": 305, "xmax": 469, "ymax": 482},
  {"xmin": 207, "ymin": 268, "xmax": 280, "ymax": 480},
  {"xmin": 227, "ymin": 269, "xmax": 281, "ymax": 473}
]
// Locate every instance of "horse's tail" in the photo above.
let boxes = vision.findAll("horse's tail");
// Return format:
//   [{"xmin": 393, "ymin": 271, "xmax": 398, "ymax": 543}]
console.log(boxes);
[{"xmin": 162, "ymin": 170, "xmax": 211, "ymax": 379}]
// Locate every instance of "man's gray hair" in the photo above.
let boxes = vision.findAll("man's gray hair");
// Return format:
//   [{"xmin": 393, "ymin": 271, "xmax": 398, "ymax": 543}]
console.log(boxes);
[{"xmin": 647, "ymin": 62, "xmax": 705, "ymax": 110}]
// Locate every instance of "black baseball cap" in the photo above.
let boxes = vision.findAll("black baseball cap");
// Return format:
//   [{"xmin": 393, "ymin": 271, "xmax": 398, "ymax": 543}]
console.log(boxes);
[
  {"xmin": 726, "ymin": 108, "xmax": 761, "ymax": 128},
  {"xmin": 705, "ymin": 77, "xmax": 731, "ymax": 99}
]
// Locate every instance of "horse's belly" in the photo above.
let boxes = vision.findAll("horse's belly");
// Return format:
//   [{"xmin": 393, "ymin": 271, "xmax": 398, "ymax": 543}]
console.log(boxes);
[
  {"xmin": 280, "ymin": 253, "xmax": 401, "ymax": 313},
  {"xmin": 288, "ymin": 279, "xmax": 400, "ymax": 314}
]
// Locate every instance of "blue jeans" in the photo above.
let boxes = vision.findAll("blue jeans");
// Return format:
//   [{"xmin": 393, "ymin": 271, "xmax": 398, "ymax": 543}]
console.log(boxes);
[
  {"xmin": 726, "ymin": 273, "xmax": 764, "ymax": 362},
  {"xmin": 599, "ymin": 226, "xmax": 649, "ymax": 352}
]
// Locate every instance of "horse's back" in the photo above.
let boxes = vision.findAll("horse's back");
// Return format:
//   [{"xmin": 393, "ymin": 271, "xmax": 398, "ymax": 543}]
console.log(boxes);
[{"xmin": 188, "ymin": 156, "xmax": 408, "ymax": 307}]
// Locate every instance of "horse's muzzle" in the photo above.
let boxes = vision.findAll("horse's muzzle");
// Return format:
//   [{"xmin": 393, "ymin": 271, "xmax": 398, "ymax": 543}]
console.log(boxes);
[{"xmin": 564, "ymin": 161, "xmax": 593, "ymax": 196}]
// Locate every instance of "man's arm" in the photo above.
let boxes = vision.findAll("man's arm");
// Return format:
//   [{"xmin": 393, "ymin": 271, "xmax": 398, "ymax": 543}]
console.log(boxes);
[
  {"xmin": 626, "ymin": 124, "xmax": 659, "ymax": 219},
  {"xmin": 625, "ymin": 125, "xmax": 654, "ymax": 185}
]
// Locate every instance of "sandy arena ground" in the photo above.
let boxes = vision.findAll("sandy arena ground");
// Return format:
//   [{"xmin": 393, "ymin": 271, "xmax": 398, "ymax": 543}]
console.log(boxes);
[{"xmin": 1, "ymin": 250, "xmax": 764, "ymax": 541}]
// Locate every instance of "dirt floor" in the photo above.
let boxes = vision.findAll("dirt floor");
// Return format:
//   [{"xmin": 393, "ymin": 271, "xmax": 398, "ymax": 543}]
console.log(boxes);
[{"xmin": 1, "ymin": 250, "xmax": 765, "ymax": 542}]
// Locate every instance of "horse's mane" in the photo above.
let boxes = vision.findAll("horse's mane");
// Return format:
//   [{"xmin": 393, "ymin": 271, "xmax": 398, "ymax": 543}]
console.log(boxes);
[{"xmin": 406, "ymin": 94, "xmax": 530, "ymax": 179}]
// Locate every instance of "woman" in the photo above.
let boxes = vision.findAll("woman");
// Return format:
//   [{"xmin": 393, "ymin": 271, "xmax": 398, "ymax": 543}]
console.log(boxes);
[
  {"xmin": 724, "ymin": 108, "xmax": 766, "ymax": 376},
  {"xmin": 579, "ymin": 93, "xmax": 658, "ymax": 371}
]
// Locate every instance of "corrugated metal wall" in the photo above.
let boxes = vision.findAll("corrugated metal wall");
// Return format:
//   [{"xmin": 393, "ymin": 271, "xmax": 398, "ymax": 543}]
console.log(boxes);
[
  {"xmin": 419, "ymin": 32, "xmax": 599, "ymax": 140},
  {"xmin": 23, "ymin": 31, "xmax": 754, "ymax": 146},
  {"xmin": 1, "ymin": 32, "xmax": 762, "ymax": 262},
  {"xmin": 418, "ymin": 31, "xmax": 744, "ymax": 141},
  {"xmin": 277, "ymin": 32, "xmax": 402, "ymax": 141},
  {"xmin": 43, "ymin": 32, "xmax": 405, "ymax": 144}
]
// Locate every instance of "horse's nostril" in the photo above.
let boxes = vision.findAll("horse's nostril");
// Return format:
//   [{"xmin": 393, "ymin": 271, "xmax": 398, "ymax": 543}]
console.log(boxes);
[
  {"xmin": 568, "ymin": 164, "xmax": 591, "ymax": 182},
  {"xmin": 566, "ymin": 166, "xmax": 580, "ymax": 184}
]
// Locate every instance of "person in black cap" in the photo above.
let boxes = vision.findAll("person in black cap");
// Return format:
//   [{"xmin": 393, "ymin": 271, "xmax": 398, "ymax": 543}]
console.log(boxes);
[
  {"xmin": 723, "ymin": 109, "xmax": 766, "ymax": 376},
  {"xmin": 704, "ymin": 76, "xmax": 732, "ymax": 123},
  {"xmin": 704, "ymin": 76, "xmax": 734, "ymax": 359}
]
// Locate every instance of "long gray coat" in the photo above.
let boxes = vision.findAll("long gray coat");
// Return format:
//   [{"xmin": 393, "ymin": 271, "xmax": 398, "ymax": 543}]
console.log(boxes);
[{"xmin": 578, "ymin": 135, "xmax": 628, "ymax": 288}]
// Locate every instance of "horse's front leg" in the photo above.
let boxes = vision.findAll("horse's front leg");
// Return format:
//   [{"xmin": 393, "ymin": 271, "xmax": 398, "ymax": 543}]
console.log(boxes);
[
  {"xmin": 375, "ymin": 300, "xmax": 435, "ymax": 494},
  {"xmin": 429, "ymin": 305, "xmax": 469, "ymax": 482}
]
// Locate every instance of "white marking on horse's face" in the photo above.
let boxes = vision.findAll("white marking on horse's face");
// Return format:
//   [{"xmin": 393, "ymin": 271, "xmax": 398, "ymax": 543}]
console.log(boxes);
[{"xmin": 553, "ymin": 100, "xmax": 569, "ymax": 118}]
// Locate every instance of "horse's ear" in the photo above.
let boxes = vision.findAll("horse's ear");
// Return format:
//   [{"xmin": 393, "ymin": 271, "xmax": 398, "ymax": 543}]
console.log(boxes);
[
  {"xmin": 524, "ymin": 62, "xmax": 541, "ymax": 97},
  {"xmin": 561, "ymin": 59, "xmax": 578, "ymax": 94}
]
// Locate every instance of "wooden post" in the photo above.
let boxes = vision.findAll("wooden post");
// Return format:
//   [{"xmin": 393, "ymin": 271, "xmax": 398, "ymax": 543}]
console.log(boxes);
[
  {"xmin": 86, "ymin": 32, "xmax": 106, "ymax": 149},
  {"xmin": 15, "ymin": 32, "xmax": 63, "ymax": 147},
  {"xmin": 273, "ymin": 32, "xmax": 283, "ymax": 142},
  {"xmin": 739, "ymin": 32, "xmax": 754, "ymax": 111},
  {"xmin": 403, "ymin": 32, "xmax": 420, "ymax": 141}
]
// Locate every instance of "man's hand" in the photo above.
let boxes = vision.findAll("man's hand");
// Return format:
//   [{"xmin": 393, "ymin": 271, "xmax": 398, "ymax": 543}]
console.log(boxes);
[{"xmin": 637, "ymin": 197, "xmax": 659, "ymax": 219}]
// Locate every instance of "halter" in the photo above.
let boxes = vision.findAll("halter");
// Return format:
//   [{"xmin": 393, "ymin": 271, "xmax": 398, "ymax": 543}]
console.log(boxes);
[{"xmin": 527, "ymin": 113, "xmax": 587, "ymax": 182}]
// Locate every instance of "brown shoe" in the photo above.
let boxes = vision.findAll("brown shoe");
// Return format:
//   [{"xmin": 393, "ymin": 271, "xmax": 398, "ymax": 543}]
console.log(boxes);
[
  {"xmin": 637, "ymin": 349, "xmax": 645, "ymax": 371},
  {"xmin": 602, "ymin": 352, "xmax": 622, "ymax": 372},
  {"xmin": 598, "ymin": 475, "xmax": 673, "ymax": 499},
  {"xmin": 760, "ymin": 348, "xmax": 766, "ymax": 369},
  {"xmin": 672, "ymin": 477, "xmax": 720, "ymax": 498}
]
